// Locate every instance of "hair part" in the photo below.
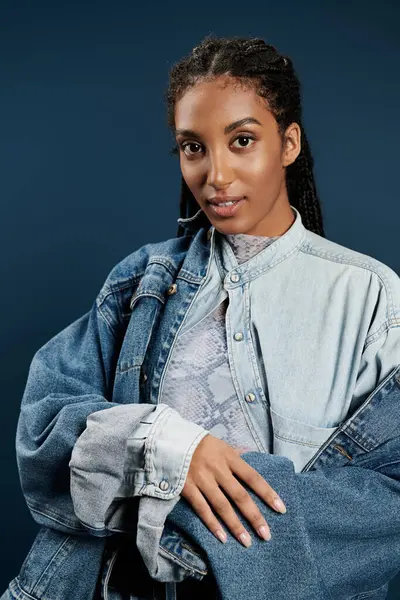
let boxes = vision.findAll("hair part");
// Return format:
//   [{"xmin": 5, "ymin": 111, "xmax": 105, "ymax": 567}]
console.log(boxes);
[{"xmin": 165, "ymin": 34, "xmax": 325, "ymax": 238}]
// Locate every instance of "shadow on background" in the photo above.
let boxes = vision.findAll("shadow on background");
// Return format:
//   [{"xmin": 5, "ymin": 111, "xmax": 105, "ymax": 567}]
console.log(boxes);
[{"xmin": 1, "ymin": 0, "xmax": 399, "ymax": 596}]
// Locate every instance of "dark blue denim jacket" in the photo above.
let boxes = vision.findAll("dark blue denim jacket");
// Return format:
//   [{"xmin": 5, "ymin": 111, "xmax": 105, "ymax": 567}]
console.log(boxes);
[{"xmin": 2, "ymin": 215, "xmax": 400, "ymax": 600}]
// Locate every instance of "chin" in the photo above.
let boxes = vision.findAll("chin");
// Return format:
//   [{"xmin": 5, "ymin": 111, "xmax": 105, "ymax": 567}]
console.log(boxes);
[{"xmin": 212, "ymin": 219, "xmax": 250, "ymax": 236}]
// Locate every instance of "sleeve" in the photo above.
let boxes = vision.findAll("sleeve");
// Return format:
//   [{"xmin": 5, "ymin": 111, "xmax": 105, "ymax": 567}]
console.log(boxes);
[
  {"xmin": 69, "ymin": 402, "xmax": 209, "ymax": 536},
  {"xmin": 296, "ymin": 456, "xmax": 400, "ymax": 598},
  {"xmin": 16, "ymin": 285, "xmax": 209, "ymax": 540},
  {"xmin": 15, "ymin": 298, "xmax": 124, "ymax": 536},
  {"xmin": 349, "ymin": 267, "xmax": 400, "ymax": 415},
  {"xmin": 165, "ymin": 446, "xmax": 400, "ymax": 599}
]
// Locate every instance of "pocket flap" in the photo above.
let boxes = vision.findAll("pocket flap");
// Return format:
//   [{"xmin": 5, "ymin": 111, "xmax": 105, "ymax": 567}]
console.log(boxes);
[{"xmin": 270, "ymin": 407, "xmax": 338, "ymax": 472}]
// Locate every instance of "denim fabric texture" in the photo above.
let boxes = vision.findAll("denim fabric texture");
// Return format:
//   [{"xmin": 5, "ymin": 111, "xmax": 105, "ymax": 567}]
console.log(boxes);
[
  {"xmin": 168, "ymin": 365, "xmax": 400, "ymax": 599},
  {"xmin": 2, "ymin": 207, "xmax": 400, "ymax": 599}
]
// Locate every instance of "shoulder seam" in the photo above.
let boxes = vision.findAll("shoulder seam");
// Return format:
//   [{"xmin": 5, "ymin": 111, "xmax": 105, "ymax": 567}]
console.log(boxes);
[
  {"xmin": 364, "ymin": 318, "xmax": 400, "ymax": 350},
  {"xmin": 300, "ymin": 243, "xmax": 397, "ymax": 323}
]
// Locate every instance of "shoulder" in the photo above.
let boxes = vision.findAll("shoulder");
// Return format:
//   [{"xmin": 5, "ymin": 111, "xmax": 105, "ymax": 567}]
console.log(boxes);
[
  {"xmin": 102, "ymin": 234, "xmax": 195, "ymax": 292},
  {"xmin": 94, "ymin": 233, "xmax": 197, "ymax": 325},
  {"xmin": 300, "ymin": 230, "xmax": 400, "ymax": 326},
  {"xmin": 301, "ymin": 229, "xmax": 399, "ymax": 287}
]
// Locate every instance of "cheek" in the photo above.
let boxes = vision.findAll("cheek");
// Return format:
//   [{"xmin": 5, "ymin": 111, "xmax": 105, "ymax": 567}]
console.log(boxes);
[
  {"xmin": 180, "ymin": 161, "xmax": 201, "ymax": 188},
  {"xmin": 245, "ymin": 152, "xmax": 282, "ymax": 187}
]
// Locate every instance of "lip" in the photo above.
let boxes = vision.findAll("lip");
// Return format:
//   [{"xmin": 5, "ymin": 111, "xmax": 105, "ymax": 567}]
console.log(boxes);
[
  {"xmin": 207, "ymin": 196, "xmax": 246, "ymax": 218},
  {"xmin": 208, "ymin": 195, "xmax": 244, "ymax": 205}
]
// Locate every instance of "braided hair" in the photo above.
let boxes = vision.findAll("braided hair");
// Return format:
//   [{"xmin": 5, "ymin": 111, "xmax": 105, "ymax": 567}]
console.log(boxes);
[{"xmin": 165, "ymin": 34, "xmax": 325, "ymax": 238}]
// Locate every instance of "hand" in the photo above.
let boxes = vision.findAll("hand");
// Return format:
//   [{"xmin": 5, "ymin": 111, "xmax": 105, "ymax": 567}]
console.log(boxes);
[{"xmin": 182, "ymin": 434, "xmax": 287, "ymax": 547}]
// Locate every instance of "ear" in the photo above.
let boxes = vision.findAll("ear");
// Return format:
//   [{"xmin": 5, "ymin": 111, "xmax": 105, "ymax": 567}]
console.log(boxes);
[{"xmin": 282, "ymin": 122, "xmax": 301, "ymax": 167}]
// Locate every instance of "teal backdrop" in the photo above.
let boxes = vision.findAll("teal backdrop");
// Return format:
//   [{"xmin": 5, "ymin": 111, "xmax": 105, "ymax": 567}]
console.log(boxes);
[{"xmin": 1, "ymin": 0, "xmax": 399, "ymax": 595}]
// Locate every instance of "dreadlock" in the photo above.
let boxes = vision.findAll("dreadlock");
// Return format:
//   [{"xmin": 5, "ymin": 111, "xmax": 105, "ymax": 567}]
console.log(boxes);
[{"xmin": 165, "ymin": 34, "xmax": 325, "ymax": 238}]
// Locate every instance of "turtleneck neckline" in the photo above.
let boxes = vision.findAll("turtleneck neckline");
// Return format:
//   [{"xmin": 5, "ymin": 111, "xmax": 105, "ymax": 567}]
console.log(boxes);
[
  {"xmin": 224, "ymin": 232, "xmax": 280, "ymax": 265},
  {"xmin": 226, "ymin": 232, "xmax": 276, "ymax": 239}
]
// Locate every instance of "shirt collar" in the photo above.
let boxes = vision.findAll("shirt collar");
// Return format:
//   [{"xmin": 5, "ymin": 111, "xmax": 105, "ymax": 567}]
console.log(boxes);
[{"xmin": 214, "ymin": 206, "xmax": 307, "ymax": 286}]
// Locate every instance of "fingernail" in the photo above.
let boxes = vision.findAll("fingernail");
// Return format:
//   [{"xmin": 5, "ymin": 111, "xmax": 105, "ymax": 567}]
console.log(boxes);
[
  {"xmin": 239, "ymin": 532, "xmax": 252, "ymax": 548},
  {"xmin": 215, "ymin": 529, "xmax": 227, "ymax": 544},
  {"xmin": 273, "ymin": 497, "xmax": 287, "ymax": 513},
  {"xmin": 257, "ymin": 525, "xmax": 271, "ymax": 541}
]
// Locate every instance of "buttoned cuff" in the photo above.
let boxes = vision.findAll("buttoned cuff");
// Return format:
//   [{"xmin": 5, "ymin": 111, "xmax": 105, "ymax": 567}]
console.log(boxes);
[{"xmin": 124, "ymin": 404, "xmax": 209, "ymax": 500}]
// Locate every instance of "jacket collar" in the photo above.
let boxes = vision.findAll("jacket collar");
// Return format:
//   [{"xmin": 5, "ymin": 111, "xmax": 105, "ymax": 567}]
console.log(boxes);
[{"xmin": 177, "ymin": 208, "xmax": 210, "ymax": 234}]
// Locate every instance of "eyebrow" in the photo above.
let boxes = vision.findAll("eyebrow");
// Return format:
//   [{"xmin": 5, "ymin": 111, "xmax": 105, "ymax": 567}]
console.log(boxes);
[{"xmin": 175, "ymin": 117, "xmax": 262, "ymax": 138}]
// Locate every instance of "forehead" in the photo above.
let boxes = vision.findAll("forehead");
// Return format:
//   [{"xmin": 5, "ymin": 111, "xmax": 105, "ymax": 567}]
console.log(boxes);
[{"xmin": 174, "ymin": 77, "xmax": 271, "ymax": 129}]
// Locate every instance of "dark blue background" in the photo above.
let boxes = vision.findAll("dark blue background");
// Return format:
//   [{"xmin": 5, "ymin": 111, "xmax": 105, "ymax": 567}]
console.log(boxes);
[{"xmin": 1, "ymin": 0, "xmax": 399, "ymax": 595}]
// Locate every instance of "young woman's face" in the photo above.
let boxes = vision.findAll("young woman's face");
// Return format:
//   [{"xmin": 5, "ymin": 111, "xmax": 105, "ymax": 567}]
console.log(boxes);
[{"xmin": 174, "ymin": 75, "xmax": 301, "ymax": 237}]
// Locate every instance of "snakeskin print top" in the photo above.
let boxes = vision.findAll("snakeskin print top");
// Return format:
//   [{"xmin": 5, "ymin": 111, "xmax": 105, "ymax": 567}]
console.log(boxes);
[{"xmin": 159, "ymin": 232, "xmax": 278, "ymax": 452}]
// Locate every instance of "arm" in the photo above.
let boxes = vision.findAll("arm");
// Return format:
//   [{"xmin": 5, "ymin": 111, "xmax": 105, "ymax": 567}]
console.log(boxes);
[
  {"xmin": 68, "ymin": 400, "xmax": 210, "ymax": 582},
  {"xmin": 17, "ymin": 288, "xmax": 208, "ymax": 539},
  {"xmin": 16, "ymin": 299, "xmax": 124, "ymax": 536},
  {"xmin": 69, "ymin": 401, "xmax": 209, "ymax": 536},
  {"xmin": 167, "ymin": 439, "xmax": 400, "ymax": 600}
]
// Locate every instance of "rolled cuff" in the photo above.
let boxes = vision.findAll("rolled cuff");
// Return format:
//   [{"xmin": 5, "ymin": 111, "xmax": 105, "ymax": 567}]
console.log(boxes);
[{"xmin": 125, "ymin": 405, "xmax": 209, "ymax": 500}]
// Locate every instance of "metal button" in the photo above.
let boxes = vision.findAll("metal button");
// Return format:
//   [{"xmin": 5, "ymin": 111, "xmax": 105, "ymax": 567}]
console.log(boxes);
[
  {"xmin": 167, "ymin": 283, "xmax": 177, "ymax": 296},
  {"xmin": 142, "ymin": 372, "xmax": 148, "ymax": 382},
  {"xmin": 245, "ymin": 393, "xmax": 256, "ymax": 403},
  {"xmin": 159, "ymin": 480, "xmax": 170, "ymax": 491},
  {"xmin": 230, "ymin": 273, "xmax": 240, "ymax": 283},
  {"xmin": 234, "ymin": 332, "xmax": 244, "ymax": 341}
]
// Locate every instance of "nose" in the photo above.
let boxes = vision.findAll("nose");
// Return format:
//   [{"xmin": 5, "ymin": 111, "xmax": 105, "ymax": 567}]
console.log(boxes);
[{"xmin": 206, "ymin": 149, "xmax": 234, "ymax": 190}]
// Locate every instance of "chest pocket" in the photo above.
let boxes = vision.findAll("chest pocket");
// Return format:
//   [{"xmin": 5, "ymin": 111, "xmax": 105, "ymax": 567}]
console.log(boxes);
[{"xmin": 270, "ymin": 406, "xmax": 338, "ymax": 473}]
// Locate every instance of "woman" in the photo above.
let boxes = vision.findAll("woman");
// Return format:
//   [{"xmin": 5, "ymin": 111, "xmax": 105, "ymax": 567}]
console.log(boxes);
[{"xmin": 3, "ymin": 34, "xmax": 400, "ymax": 600}]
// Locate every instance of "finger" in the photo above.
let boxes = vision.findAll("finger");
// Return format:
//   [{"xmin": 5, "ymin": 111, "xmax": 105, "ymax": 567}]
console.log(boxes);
[
  {"xmin": 201, "ymin": 482, "xmax": 254, "ymax": 548},
  {"xmin": 230, "ymin": 456, "xmax": 287, "ymax": 514},
  {"xmin": 182, "ymin": 482, "xmax": 228, "ymax": 544},
  {"xmin": 219, "ymin": 474, "xmax": 272, "ymax": 541}
]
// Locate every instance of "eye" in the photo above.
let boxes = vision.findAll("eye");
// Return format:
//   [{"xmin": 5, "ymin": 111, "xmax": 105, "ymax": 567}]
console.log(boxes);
[
  {"xmin": 180, "ymin": 142, "xmax": 202, "ymax": 157},
  {"xmin": 232, "ymin": 135, "xmax": 256, "ymax": 149}
]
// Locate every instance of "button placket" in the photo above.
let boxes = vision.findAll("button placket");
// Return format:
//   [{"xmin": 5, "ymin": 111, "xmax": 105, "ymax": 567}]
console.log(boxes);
[
  {"xmin": 225, "ymin": 274, "xmax": 274, "ymax": 452},
  {"xmin": 224, "ymin": 282, "xmax": 265, "ymax": 452},
  {"xmin": 217, "ymin": 234, "xmax": 274, "ymax": 453}
]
